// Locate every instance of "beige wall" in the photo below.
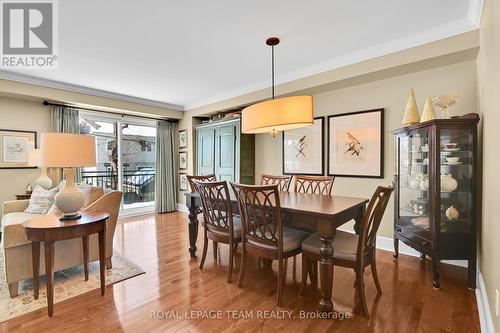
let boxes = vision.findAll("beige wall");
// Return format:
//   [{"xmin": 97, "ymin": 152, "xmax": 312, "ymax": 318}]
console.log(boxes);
[
  {"xmin": 477, "ymin": 0, "xmax": 500, "ymax": 330},
  {"xmin": 255, "ymin": 60, "xmax": 477, "ymax": 238},
  {"xmin": 0, "ymin": 96, "xmax": 51, "ymax": 214}
]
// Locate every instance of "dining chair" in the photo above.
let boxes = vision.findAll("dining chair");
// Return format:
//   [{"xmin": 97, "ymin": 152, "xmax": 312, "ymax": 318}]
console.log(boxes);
[
  {"xmin": 261, "ymin": 174, "xmax": 292, "ymax": 192},
  {"xmin": 192, "ymin": 179, "xmax": 241, "ymax": 283},
  {"xmin": 299, "ymin": 184, "xmax": 394, "ymax": 318},
  {"xmin": 187, "ymin": 174, "xmax": 217, "ymax": 192},
  {"xmin": 230, "ymin": 183, "xmax": 309, "ymax": 306},
  {"xmin": 294, "ymin": 175, "xmax": 335, "ymax": 195}
]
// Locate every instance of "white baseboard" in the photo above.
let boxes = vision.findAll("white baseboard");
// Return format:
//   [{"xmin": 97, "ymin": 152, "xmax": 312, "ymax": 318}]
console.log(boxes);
[
  {"xmin": 376, "ymin": 235, "xmax": 468, "ymax": 268},
  {"xmin": 476, "ymin": 271, "xmax": 496, "ymax": 333},
  {"xmin": 176, "ymin": 203, "xmax": 188, "ymax": 213}
]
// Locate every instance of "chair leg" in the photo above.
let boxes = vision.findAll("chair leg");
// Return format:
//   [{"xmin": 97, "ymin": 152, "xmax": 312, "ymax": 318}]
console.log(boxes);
[
  {"xmin": 356, "ymin": 268, "xmax": 369, "ymax": 319},
  {"xmin": 277, "ymin": 259, "xmax": 284, "ymax": 306},
  {"xmin": 199, "ymin": 232, "xmax": 208, "ymax": 270},
  {"xmin": 227, "ymin": 242, "xmax": 234, "ymax": 283},
  {"xmin": 237, "ymin": 246, "xmax": 247, "ymax": 287},
  {"xmin": 105, "ymin": 258, "xmax": 113, "ymax": 269},
  {"xmin": 213, "ymin": 241, "xmax": 218, "ymax": 260},
  {"xmin": 299, "ymin": 255, "xmax": 308, "ymax": 296},
  {"xmin": 371, "ymin": 253, "xmax": 382, "ymax": 294},
  {"xmin": 8, "ymin": 282, "xmax": 19, "ymax": 298}
]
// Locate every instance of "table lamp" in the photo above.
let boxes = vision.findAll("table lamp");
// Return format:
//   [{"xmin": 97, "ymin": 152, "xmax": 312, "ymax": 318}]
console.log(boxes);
[
  {"xmin": 40, "ymin": 133, "xmax": 96, "ymax": 220},
  {"xmin": 28, "ymin": 148, "xmax": 53, "ymax": 190}
]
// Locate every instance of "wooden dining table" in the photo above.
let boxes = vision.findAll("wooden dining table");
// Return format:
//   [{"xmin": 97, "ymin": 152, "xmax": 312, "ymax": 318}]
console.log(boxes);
[{"xmin": 185, "ymin": 191, "xmax": 368, "ymax": 312}]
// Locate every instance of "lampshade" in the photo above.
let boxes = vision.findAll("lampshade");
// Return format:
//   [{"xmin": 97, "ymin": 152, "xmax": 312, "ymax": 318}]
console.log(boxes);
[
  {"xmin": 40, "ymin": 133, "xmax": 96, "ymax": 168},
  {"xmin": 242, "ymin": 95, "xmax": 314, "ymax": 134},
  {"xmin": 28, "ymin": 148, "xmax": 41, "ymax": 166}
]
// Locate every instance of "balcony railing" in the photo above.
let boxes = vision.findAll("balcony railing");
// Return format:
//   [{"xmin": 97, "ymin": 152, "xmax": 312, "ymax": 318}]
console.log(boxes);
[{"xmin": 81, "ymin": 168, "xmax": 155, "ymax": 204}]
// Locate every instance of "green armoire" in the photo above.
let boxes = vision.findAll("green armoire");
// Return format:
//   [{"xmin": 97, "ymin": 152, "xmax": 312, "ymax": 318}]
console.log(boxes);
[{"xmin": 195, "ymin": 118, "xmax": 255, "ymax": 184}]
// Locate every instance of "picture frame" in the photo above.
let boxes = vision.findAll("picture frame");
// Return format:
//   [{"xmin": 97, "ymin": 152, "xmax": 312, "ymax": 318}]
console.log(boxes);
[
  {"xmin": 179, "ymin": 173, "xmax": 188, "ymax": 191},
  {"xmin": 179, "ymin": 129, "xmax": 188, "ymax": 149},
  {"xmin": 179, "ymin": 151, "xmax": 188, "ymax": 170},
  {"xmin": 327, "ymin": 109, "xmax": 384, "ymax": 178},
  {"xmin": 282, "ymin": 117, "xmax": 324, "ymax": 175},
  {"xmin": 0, "ymin": 129, "xmax": 37, "ymax": 169}
]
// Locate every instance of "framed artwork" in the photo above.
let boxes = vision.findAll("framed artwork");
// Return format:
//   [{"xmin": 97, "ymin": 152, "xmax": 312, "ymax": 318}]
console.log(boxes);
[
  {"xmin": 179, "ymin": 151, "xmax": 188, "ymax": 170},
  {"xmin": 328, "ymin": 109, "xmax": 384, "ymax": 178},
  {"xmin": 179, "ymin": 173, "xmax": 188, "ymax": 191},
  {"xmin": 179, "ymin": 129, "xmax": 188, "ymax": 149},
  {"xmin": 282, "ymin": 117, "xmax": 324, "ymax": 175},
  {"xmin": 0, "ymin": 129, "xmax": 37, "ymax": 169}
]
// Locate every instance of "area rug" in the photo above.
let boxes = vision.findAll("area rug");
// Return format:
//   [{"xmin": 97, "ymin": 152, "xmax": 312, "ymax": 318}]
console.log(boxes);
[{"xmin": 0, "ymin": 250, "xmax": 145, "ymax": 322}]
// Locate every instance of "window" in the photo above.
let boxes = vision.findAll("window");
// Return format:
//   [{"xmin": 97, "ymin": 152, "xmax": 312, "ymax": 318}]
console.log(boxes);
[{"xmin": 79, "ymin": 112, "xmax": 156, "ymax": 214}]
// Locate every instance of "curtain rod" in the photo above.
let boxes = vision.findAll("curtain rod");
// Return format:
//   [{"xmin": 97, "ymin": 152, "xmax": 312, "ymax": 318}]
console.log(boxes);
[{"xmin": 42, "ymin": 101, "xmax": 177, "ymax": 123}]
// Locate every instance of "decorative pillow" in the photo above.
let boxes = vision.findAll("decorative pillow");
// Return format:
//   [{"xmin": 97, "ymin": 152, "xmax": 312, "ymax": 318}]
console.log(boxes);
[{"xmin": 25, "ymin": 185, "xmax": 59, "ymax": 214}]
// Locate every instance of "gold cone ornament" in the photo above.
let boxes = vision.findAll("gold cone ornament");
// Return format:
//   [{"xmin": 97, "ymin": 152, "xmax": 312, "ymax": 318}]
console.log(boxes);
[
  {"xmin": 402, "ymin": 89, "xmax": 420, "ymax": 126},
  {"xmin": 420, "ymin": 97, "xmax": 437, "ymax": 123}
]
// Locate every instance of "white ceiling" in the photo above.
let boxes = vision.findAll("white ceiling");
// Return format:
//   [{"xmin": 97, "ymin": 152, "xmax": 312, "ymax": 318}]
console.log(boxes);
[{"xmin": 1, "ymin": 0, "xmax": 481, "ymax": 110}]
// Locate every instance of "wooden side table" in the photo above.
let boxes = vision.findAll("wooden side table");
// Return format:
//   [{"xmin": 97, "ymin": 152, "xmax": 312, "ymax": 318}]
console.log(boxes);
[
  {"xmin": 15, "ymin": 193, "xmax": 32, "ymax": 200},
  {"xmin": 23, "ymin": 211, "xmax": 109, "ymax": 317}
]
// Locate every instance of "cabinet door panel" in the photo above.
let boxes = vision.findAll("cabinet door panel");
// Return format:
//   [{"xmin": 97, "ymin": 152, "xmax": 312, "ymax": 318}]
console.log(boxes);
[
  {"xmin": 197, "ymin": 128, "xmax": 215, "ymax": 175},
  {"xmin": 215, "ymin": 125, "xmax": 236, "ymax": 182}
]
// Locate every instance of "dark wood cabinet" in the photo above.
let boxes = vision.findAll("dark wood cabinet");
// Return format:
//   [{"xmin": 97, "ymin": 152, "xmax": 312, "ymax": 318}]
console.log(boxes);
[
  {"xmin": 393, "ymin": 113, "xmax": 479, "ymax": 289},
  {"xmin": 195, "ymin": 118, "xmax": 255, "ymax": 184}
]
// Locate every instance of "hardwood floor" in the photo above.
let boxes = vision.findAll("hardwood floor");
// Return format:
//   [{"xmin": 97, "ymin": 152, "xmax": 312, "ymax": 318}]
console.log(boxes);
[{"xmin": 1, "ymin": 212, "xmax": 480, "ymax": 333}]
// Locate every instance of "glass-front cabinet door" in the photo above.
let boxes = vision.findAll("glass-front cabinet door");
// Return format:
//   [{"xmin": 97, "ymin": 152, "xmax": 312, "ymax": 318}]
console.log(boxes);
[
  {"xmin": 396, "ymin": 129, "xmax": 432, "ymax": 239},
  {"xmin": 438, "ymin": 127, "xmax": 474, "ymax": 240}
]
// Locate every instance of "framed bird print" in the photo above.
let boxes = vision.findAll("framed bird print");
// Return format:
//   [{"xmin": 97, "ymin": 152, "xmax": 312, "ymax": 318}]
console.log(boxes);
[
  {"xmin": 328, "ymin": 109, "xmax": 384, "ymax": 178},
  {"xmin": 282, "ymin": 117, "xmax": 324, "ymax": 175}
]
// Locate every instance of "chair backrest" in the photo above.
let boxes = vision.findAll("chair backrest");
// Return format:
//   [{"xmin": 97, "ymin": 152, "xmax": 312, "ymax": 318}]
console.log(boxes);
[
  {"xmin": 294, "ymin": 175, "xmax": 335, "ymax": 195},
  {"xmin": 230, "ymin": 183, "xmax": 284, "ymax": 255},
  {"xmin": 192, "ymin": 180, "xmax": 234, "ymax": 237},
  {"xmin": 357, "ymin": 184, "xmax": 394, "ymax": 259},
  {"xmin": 260, "ymin": 174, "xmax": 292, "ymax": 192},
  {"xmin": 187, "ymin": 174, "xmax": 217, "ymax": 192}
]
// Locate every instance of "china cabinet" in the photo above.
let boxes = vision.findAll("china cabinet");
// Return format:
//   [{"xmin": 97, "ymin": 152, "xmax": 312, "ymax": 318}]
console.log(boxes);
[{"xmin": 393, "ymin": 113, "xmax": 479, "ymax": 289}]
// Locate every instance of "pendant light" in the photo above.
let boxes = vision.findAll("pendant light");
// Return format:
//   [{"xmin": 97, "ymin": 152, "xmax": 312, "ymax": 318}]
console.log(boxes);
[{"xmin": 241, "ymin": 37, "xmax": 314, "ymax": 137}]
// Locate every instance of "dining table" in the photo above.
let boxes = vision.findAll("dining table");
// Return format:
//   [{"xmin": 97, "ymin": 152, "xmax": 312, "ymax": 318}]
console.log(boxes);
[{"xmin": 184, "ymin": 190, "xmax": 368, "ymax": 312}]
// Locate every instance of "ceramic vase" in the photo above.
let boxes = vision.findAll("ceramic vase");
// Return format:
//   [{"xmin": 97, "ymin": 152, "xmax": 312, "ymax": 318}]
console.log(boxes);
[
  {"xmin": 445, "ymin": 206, "xmax": 459, "ymax": 219},
  {"xmin": 441, "ymin": 174, "xmax": 458, "ymax": 192}
]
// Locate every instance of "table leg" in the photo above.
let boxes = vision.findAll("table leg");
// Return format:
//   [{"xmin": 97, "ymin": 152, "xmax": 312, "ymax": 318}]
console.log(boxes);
[
  {"xmin": 188, "ymin": 205, "xmax": 199, "ymax": 257},
  {"xmin": 98, "ymin": 230, "xmax": 106, "ymax": 296},
  {"xmin": 44, "ymin": 241, "xmax": 54, "ymax": 317},
  {"xmin": 31, "ymin": 241, "xmax": 40, "ymax": 299},
  {"xmin": 353, "ymin": 204, "xmax": 366, "ymax": 235},
  {"xmin": 319, "ymin": 236, "xmax": 334, "ymax": 312},
  {"xmin": 82, "ymin": 236, "xmax": 89, "ymax": 281}
]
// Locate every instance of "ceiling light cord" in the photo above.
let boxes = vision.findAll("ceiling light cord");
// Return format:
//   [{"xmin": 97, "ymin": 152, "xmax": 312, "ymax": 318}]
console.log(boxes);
[{"xmin": 271, "ymin": 44, "xmax": 275, "ymax": 99}]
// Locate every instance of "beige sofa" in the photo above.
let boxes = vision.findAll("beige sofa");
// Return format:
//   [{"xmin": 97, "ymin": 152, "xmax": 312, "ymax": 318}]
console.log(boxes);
[{"xmin": 1, "ymin": 187, "xmax": 122, "ymax": 298}]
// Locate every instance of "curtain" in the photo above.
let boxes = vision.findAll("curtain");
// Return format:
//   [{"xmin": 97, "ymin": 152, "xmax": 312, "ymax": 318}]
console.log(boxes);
[
  {"xmin": 155, "ymin": 120, "xmax": 178, "ymax": 213},
  {"xmin": 48, "ymin": 106, "xmax": 81, "ymax": 183}
]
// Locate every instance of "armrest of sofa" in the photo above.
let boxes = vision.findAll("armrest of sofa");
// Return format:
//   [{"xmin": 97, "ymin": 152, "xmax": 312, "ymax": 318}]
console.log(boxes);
[
  {"xmin": 83, "ymin": 190, "xmax": 123, "ymax": 258},
  {"xmin": 2, "ymin": 200, "xmax": 29, "ymax": 217}
]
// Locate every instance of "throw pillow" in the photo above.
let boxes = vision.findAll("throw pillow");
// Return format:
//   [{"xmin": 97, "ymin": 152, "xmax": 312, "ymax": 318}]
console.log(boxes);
[{"xmin": 25, "ymin": 185, "xmax": 59, "ymax": 214}]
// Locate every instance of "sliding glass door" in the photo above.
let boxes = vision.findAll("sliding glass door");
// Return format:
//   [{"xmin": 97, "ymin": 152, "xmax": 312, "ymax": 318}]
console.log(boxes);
[
  {"xmin": 121, "ymin": 122, "xmax": 156, "ymax": 210},
  {"xmin": 79, "ymin": 113, "xmax": 156, "ymax": 214}
]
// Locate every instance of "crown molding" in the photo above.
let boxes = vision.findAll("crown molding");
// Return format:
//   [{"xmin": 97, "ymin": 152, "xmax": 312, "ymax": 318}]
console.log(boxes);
[
  {"xmin": 469, "ymin": 0, "xmax": 484, "ymax": 27},
  {"xmin": 185, "ymin": 17, "xmax": 479, "ymax": 110},
  {"xmin": 0, "ymin": 70, "xmax": 184, "ymax": 111}
]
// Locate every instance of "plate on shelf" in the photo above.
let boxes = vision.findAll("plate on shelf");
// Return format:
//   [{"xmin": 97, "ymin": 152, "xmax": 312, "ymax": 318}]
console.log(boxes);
[
  {"xmin": 442, "ymin": 148, "xmax": 461, "ymax": 152},
  {"xmin": 444, "ymin": 161, "xmax": 463, "ymax": 165}
]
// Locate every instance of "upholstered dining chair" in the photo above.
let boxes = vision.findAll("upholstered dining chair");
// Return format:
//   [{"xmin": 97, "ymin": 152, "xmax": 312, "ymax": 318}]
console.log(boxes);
[
  {"xmin": 299, "ymin": 184, "xmax": 394, "ymax": 318},
  {"xmin": 230, "ymin": 183, "xmax": 309, "ymax": 306},
  {"xmin": 294, "ymin": 175, "xmax": 335, "ymax": 195},
  {"xmin": 192, "ymin": 180, "xmax": 240, "ymax": 283},
  {"xmin": 187, "ymin": 174, "xmax": 217, "ymax": 192},
  {"xmin": 261, "ymin": 174, "xmax": 292, "ymax": 192}
]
